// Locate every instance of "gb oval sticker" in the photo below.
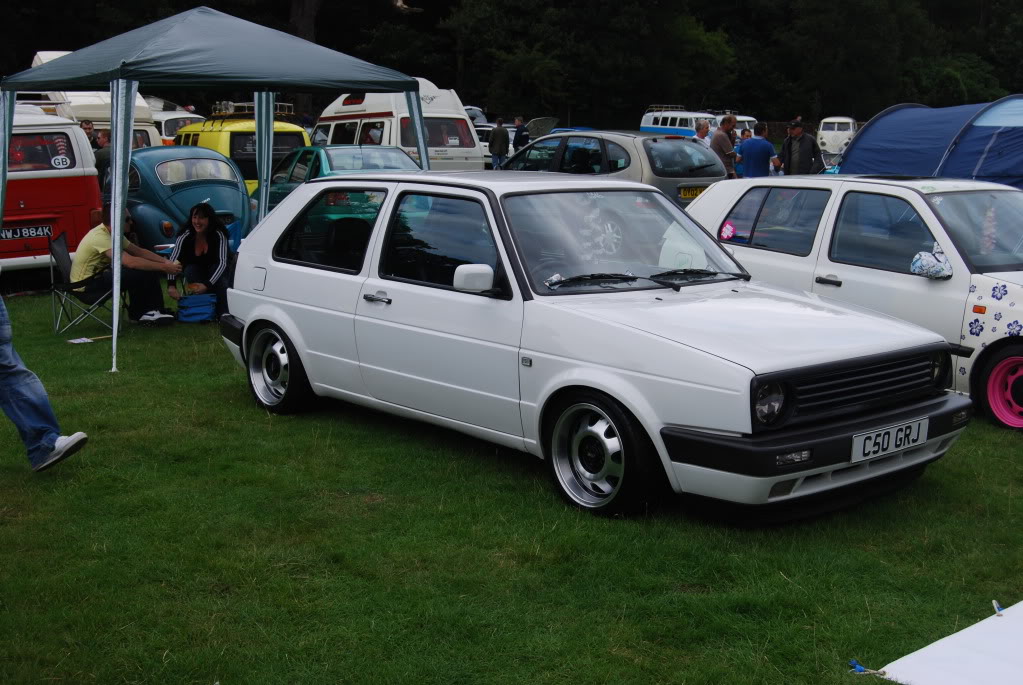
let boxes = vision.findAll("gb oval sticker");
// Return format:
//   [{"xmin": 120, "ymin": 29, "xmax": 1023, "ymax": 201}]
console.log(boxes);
[{"xmin": 51, "ymin": 155, "xmax": 72, "ymax": 169}]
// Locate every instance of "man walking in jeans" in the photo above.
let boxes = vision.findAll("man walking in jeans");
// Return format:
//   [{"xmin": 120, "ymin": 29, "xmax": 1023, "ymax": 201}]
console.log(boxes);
[{"xmin": 0, "ymin": 291, "xmax": 87, "ymax": 471}]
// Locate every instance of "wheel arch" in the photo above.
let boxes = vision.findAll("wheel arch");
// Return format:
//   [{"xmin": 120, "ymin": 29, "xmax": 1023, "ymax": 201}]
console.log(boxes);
[{"xmin": 239, "ymin": 305, "xmax": 314, "ymax": 377}]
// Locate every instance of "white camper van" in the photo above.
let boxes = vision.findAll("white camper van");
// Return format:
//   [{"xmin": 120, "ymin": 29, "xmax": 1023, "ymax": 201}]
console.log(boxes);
[
  {"xmin": 30, "ymin": 51, "xmax": 162, "ymax": 148},
  {"xmin": 817, "ymin": 116, "xmax": 858, "ymax": 153},
  {"xmin": 315, "ymin": 78, "xmax": 484, "ymax": 170}
]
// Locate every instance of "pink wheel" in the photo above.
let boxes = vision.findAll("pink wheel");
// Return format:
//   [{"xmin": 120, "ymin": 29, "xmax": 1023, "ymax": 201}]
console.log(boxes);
[{"xmin": 985, "ymin": 351, "xmax": 1023, "ymax": 429}]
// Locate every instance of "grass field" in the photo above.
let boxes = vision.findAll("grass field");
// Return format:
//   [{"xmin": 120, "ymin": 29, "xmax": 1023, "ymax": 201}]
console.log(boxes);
[{"xmin": 1, "ymin": 290, "xmax": 1021, "ymax": 684}]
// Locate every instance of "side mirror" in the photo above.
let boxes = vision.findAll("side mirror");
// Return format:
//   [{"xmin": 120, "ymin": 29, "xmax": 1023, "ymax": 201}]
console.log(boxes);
[
  {"xmin": 453, "ymin": 264, "xmax": 495, "ymax": 293},
  {"xmin": 911, "ymin": 250, "xmax": 954, "ymax": 280}
]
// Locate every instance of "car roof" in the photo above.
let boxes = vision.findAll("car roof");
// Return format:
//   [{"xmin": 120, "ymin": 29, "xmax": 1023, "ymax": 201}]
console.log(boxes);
[
  {"xmin": 533, "ymin": 129, "xmax": 704, "ymax": 144},
  {"xmin": 306, "ymin": 170, "xmax": 655, "ymax": 194},
  {"xmin": 131, "ymin": 145, "xmax": 232, "ymax": 162},
  {"xmin": 722, "ymin": 175, "xmax": 1016, "ymax": 194}
]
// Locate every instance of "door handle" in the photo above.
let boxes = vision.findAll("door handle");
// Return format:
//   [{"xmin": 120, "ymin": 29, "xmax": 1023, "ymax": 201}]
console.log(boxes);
[
  {"xmin": 363, "ymin": 293, "xmax": 392, "ymax": 304},
  {"xmin": 815, "ymin": 276, "xmax": 842, "ymax": 287}
]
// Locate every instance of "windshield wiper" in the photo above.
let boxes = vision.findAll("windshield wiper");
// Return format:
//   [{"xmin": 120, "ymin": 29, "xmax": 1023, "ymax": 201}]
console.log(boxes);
[
  {"xmin": 545, "ymin": 272, "xmax": 640, "ymax": 289},
  {"xmin": 649, "ymin": 268, "xmax": 751, "ymax": 282},
  {"xmin": 687, "ymin": 163, "xmax": 719, "ymax": 172}
]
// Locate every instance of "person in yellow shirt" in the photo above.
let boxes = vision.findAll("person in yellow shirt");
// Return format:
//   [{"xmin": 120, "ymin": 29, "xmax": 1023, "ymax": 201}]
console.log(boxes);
[{"xmin": 70, "ymin": 203, "xmax": 183, "ymax": 324}]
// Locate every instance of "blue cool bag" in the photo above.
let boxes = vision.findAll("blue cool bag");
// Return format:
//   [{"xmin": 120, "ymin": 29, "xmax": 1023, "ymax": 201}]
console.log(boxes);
[{"xmin": 177, "ymin": 294, "xmax": 217, "ymax": 323}]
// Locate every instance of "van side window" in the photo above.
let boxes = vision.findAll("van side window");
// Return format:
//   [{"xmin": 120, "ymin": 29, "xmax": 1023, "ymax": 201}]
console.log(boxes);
[
  {"xmin": 331, "ymin": 122, "xmax": 358, "ymax": 145},
  {"xmin": 8, "ymin": 133, "xmax": 77, "ymax": 171},
  {"xmin": 360, "ymin": 122, "xmax": 385, "ymax": 145},
  {"xmin": 273, "ymin": 189, "xmax": 387, "ymax": 272}
]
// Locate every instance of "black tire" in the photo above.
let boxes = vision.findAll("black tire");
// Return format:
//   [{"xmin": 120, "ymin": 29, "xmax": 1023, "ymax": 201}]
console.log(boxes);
[
  {"xmin": 543, "ymin": 390, "xmax": 667, "ymax": 515},
  {"xmin": 246, "ymin": 324, "xmax": 312, "ymax": 414}
]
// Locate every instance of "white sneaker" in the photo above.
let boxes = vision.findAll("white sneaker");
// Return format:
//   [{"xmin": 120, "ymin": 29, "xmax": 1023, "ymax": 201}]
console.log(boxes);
[
  {"xmin": 33, "ymin": 432, "xmax": 88, "ymax": 472},
  {"xmin": 136, "ymin": 310, "xmax": 174, "ymax": 325}
]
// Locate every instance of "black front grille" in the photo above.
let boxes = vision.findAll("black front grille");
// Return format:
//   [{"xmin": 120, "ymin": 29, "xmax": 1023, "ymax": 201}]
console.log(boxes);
[{"xmin": 788, "ymin": 352, "xmax": 937, "ymax": 423}]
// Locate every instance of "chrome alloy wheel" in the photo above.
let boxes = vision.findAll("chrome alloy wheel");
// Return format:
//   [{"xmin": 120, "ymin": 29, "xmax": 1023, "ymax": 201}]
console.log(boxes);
[
  {"xmin": 600, "ymin": 218, "xmax": 624, "ymax": 255},
  {"xmin": 248, "ymin": 328, "xmax": 291, "ymax": 407},
  {"xmin": 550, "ymin": 403, "xmax": 625, "ymax": 508}
]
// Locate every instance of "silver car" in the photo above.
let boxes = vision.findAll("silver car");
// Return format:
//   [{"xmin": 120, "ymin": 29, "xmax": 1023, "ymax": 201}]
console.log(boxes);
[{"xmin": 502, "ymin": 130, "xmax": 727, "ymax": 207}]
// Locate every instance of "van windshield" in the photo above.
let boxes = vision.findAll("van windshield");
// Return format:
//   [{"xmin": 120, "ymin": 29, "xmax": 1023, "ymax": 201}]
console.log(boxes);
[
  {"xmin": 8, "ymin": 132, "xmax": 77, "ymax": 171},
  {"xmin": 230, "ymin": 132, "xmax": 306, "ymax": 181},
  {"xmin": 399, "ymin": 117, "xmax": 475, "ymax": 148}
]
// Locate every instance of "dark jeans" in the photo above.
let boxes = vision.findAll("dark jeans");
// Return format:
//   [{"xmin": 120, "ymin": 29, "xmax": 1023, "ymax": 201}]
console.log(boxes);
[
  {"xmin": 183, "ymin": 264, "xmax": 229, "ymax": 316},
  {"xmin": 85, "ymin": 267, "xmax": 165, "ymax": 320}
]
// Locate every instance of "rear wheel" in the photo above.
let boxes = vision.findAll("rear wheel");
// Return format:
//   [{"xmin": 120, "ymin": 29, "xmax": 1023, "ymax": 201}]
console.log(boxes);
[
  {"xmin": 246, "ymin": 325, "xmax": 311, "ymax": 414},
  {"xmin": 545, "ymin": 391, "xmax": 665, "ymax": 515},
  {"xmin": 981, "ymin": 346, "xmax": 1023, "ymax": 429}
]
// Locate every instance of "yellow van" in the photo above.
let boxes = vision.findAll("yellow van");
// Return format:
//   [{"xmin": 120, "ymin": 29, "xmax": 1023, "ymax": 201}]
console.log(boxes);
[{"xmin": 174, "ymin": 107, "xmax": 310, "ymax": 193}]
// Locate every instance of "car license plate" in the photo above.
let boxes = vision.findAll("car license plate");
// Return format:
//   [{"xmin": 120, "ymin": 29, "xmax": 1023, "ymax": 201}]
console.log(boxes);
[
  {"xmin": 679, "ymin": 187, "xmax": 705, "ymax": 200},
  {"xmin": 851, "ymin": 418, "xmax": 929, "ymax": 462},
  {"xmin": 1, "ymin": 225, "xmax": 52, "ymax": 240}
]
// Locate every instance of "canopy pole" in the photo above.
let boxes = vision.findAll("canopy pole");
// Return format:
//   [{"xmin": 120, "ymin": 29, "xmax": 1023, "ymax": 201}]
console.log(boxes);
[
  {"xmin": 405, "ymin": 91, "xmax": 430, "ymax": 171},
  {"xmin": 108, "ymin": 78, "xmax": 138, "ymax": 373},
  {"xmin": 255, "ymin": 91, "xmax": 274, "ymax": 223},
  {"xmin": 0, "ymin": 91, "xmax": 14, "ymax": 234}
]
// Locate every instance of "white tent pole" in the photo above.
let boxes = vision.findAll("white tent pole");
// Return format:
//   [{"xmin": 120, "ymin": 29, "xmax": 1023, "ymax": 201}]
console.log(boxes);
[
  {"xmin": 109, "ymin": 78, "xmax": 138, "ymax": 373},
  {"xmin": 0, "ymin": 91, "xmax": 14, "ymax": 233},
  {"xmin": 255, "ymin": 91, "xmax": 274, "ymax": 223},
  {"xmin": 404, "ymin": 91, "xmax": 430, "ymax": 171}
]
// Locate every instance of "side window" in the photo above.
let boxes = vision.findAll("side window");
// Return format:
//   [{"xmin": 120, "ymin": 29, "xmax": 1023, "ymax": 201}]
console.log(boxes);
[
  {"xmin": 308, "ymin": 154, "xmax": 322, "ymax": 180},
  {"xmin": 331, "ymin": 122, "xmax": 358, "ymax": 145},
  {"xmin": 288, "ymin": 150, "xmax": 314, "ymax": 183},
  {"xmin": 606, "ymin": 141, "xmax": 631, "ymax": 172},
  {"xmin": 359, "ymin": 121, "xmax": 385, "ymax": 145},
  {"xmin": 271, "ymin": 151, "xmax": 298, "ymax": 184},
  {"xmin": 559, "ymin": 137, "xmax": 603, "ymax": 175},
  {"xmin": 273, "ymin": 188, "xmax": 387, "ymax": 272},
  {"xmin": 719, "ymin": 187, "xmax": 770, "ymax": 243},
  {"xmin": 668, "ymin": 117, "xmax": 678, "ymax": 127},
  {"xmin": 831, "ymin": 192, "xmax": 937, "ymax": 273},
  {"xmin": 506, "ymin": 138, "xmax": 561, "ymax": 172},
  {"xmin": 380, "ymin": 194, "xmax": 498, "ymax": 288},
  {"xmin": 749, "ymin": 188, "xmax": 831, "ymax": 255}
]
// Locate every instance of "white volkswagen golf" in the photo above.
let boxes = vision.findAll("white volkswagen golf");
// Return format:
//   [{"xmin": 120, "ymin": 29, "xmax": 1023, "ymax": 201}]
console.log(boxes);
[{"xmin": 221, "ymin": 172, "xmax": 971, "ymax": 514}]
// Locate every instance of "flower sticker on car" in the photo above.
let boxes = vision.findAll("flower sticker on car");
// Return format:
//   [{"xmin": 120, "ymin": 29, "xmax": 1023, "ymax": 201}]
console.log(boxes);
[
  {"xmin": 720, "ymin": 221, "xmax": 736, "ymax": 241},
  {"xmin": 1007, "ymin": 320, "xmax": 1022, "ymax": 337},
  {"xmin": 969, "ymin": 319, "xmax": 985, "ymax": 336},
  {"xmin": 995, "ymin": 312, "xmax": 1003, "ymax": 321},
  {"xmin": 969, "ymin": 284, "xmax": 977, "ymax": 293},
  {"xmin": 992, "ymin": 284, "xmax": 1008, "ymax": 301}
]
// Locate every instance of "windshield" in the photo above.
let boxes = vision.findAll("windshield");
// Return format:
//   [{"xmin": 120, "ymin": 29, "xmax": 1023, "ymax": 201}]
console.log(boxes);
[
  {"xmin": 928, "ymin": 190, "xmax": 1023, "ymax": 272},
  {"xmin": 156, "ymin": 158, "xmax": 238, "ymax": 185},
  {"xmin": 325, "ymin": 147, "xmax": 420, "ymax": 171},
  {"xmin": 503, "ymin": 190, "xmax": 743, "ymax": 294},
  {"xmin": 642, "ymin": 138, "xmax": 725, "ymax": 178}
]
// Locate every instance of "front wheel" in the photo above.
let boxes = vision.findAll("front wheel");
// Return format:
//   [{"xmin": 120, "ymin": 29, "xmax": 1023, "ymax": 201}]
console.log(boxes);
[
  {"xmin": 545, "ymin": 391, "xmax": 665, "ymax": 515},
  {"xmin": 246, "ymin": 324, "xmax": 311, "ymax": 414},
  {"xmin": 981, "ymin": 347, "xmax": 1023, "ymax": 429}
]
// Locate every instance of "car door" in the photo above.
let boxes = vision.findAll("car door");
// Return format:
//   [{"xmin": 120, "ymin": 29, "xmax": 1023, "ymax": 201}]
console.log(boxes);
[
  {"xmin": 714, "ymin": 183, "xmax": 835, "ymax": 292},
  {"xmin": 812, "ymin": 184, "xmax": 970, "ymax": 345},
  {"xmin": 354, "ymin": 185, "xmax": 525, "ymax": 438},
  {"xmin": 265, "ymin": 184, "xmax": 393, "ymax": 394},
  {"xmin": 503, "ymin": 137, "xmax": 563, "ymax": 172},
  {"xmin": 557, "ymin": 136, "xmax": 605, "ymax": 175},
  {"xmin": 267, "ymin": 150, "xmax": 300, "ymax": 210}
]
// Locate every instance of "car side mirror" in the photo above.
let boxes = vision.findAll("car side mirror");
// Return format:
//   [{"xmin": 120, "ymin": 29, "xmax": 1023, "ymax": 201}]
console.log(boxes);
[
  {"xmin": 911, "ymin": 250, "xmax": 954, "ymax": 280},
  {"xmin": 453, "ymin": 264, "xmax": 495, "ymax": 293}
]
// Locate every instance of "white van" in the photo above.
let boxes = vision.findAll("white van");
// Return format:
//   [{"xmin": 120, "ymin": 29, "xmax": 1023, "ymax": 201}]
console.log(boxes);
[
  {"xmin": 315, "ymin": 78, "xmax": 484, "ymax": 170},
  {"xmin": 640, "ymin": 105, "xmax": 718, "ymax": 137},
  {"xmin": 30, "ymin": 51, "xmax": 162, "ymax": 148},
  {"xmin": 817, "ymin": 116, "xmax": 858, "ymax": 153}
]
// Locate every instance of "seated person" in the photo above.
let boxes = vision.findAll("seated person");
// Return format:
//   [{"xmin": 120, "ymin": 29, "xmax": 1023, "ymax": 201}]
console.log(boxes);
[
  {"xmin": 166, "ymin": 202, "xmax": 231, "ymax": 317},
  {"xmin": 70, "ymin": 203, "xmax": 181, "ymax": 324}
]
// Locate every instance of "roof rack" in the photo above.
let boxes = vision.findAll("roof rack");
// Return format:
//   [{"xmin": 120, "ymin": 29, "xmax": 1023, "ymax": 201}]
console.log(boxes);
[
  {"xmin": 210, "ymin": 101, "xmax": 295, "ymax": 118},
  {"xmin": 645, "ymin": 104, "xmax": 688, "ymax": 114}
]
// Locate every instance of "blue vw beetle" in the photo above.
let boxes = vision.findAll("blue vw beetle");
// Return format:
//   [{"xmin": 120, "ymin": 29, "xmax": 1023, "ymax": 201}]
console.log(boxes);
[{"xmin": 104, "ymin": 146, "xmax": 252, "ymax": 253}]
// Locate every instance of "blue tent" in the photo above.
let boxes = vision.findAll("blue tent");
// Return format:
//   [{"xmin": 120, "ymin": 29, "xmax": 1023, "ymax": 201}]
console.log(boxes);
[{"xmin": 839, "ymin": 95, "xmax": 1023, "ymax": 189}]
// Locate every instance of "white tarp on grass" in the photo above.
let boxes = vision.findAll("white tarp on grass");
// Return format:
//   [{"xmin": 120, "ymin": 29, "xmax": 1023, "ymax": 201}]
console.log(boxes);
[{"xmin": 880, "ymin": 601, "xmax": 1020, "ymax": 684}]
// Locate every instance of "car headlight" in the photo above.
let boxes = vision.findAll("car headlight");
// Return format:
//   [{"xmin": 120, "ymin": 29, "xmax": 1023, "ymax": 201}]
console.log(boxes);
[
  {"xmin": 753, "ymin": 382, "xmax": 787, "ymax": 425},
  {"xmin": 931, "ymin": 351, "xmax": 952, "ymax": 389}
]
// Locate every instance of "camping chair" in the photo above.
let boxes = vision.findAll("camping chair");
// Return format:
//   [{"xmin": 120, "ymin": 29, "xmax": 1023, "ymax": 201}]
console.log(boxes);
[{"xmin": 49, "ymin": 233, "xmax": 121, "ymax": 334}]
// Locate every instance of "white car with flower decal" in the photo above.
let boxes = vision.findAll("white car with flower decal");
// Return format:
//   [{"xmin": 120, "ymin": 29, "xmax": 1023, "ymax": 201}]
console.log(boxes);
[
  {"xmin": 686, "ymin": 176, "xmax": 1023, "ymax": 429},
  {"xmin": 220, "ymin": 172, "xmax": 972, "ymax": 515}
]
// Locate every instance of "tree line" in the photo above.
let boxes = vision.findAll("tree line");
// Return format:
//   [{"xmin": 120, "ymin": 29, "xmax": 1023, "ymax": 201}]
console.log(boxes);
[{"xmin": 3, "ymin": 0, "xmax": 1017, "ymax": 129}]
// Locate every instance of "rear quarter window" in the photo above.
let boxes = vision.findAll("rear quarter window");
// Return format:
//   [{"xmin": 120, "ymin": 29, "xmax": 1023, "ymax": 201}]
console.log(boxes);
[{"xmin": 8, "ymin": 132, "xmax": 76, "ymax": 171}]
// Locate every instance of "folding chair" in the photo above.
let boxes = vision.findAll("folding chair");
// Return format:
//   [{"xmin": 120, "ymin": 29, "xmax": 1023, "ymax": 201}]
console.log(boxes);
[{"xmin": 49, "ymin": 233, "xmax": 120, "ymax": 334}]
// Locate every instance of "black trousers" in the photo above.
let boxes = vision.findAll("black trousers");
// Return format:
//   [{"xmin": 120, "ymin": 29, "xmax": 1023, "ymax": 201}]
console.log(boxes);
[{"xmin": 85, "ymin": 268, "xmax": 164, "ymax": 320}]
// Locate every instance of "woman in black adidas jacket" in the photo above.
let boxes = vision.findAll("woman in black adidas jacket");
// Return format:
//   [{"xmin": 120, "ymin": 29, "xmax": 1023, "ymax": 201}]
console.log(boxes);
[{"xmin": 166, "ymin": 202, "xmax": 230, "ymax": 316}]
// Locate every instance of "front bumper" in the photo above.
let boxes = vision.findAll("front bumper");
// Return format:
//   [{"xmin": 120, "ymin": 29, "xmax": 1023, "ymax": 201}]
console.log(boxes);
[{"xmin": 661, "ymin": 392, "xmax": 972, "ymax": 504}]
